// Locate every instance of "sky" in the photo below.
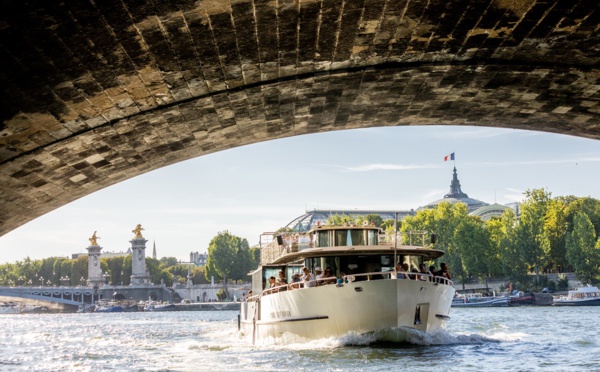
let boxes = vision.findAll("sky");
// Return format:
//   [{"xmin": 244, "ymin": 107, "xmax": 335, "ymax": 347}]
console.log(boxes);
[{"xmin": 2, "ymin": 125, "xmax": 600, "ymax": 264}]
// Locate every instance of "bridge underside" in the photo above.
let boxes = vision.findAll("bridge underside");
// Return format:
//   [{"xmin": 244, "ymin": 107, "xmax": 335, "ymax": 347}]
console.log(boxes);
[{"xmin": 0, "ymin": 0, "xmax": 599, "ymax": 236}]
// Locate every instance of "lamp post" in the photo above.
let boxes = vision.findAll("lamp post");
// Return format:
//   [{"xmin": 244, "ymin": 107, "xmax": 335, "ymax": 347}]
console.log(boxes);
[
  {"xmin": 39, "ymin": 276, "xmax": 44, "ymax": 288},
  {"xmin": 8, "ymin": 279, "xmax": 13, "ymax": 287},
  {"xmin": 80, "ymin": 276, "xmax": 85, "ymax": 287}
]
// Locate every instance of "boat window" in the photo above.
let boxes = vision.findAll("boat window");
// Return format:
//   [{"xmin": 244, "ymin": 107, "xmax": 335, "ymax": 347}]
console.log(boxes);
[
  {"xmin": 350, "ymin": 230, "xmax": 365, "ymax": 245},
  {"xmin": 335, "ymin": 230, "xmax": 348, "ymax": 246},
  {"xmin": 315, "ymin": 231, "xmax": 330, "ymax": 248},
  {"xmin": 368, "ymin": 230, "xmax": 378, "ymax": 245}
]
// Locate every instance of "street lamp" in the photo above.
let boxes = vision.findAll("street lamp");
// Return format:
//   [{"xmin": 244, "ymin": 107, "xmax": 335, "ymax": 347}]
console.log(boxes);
[
  {"xmin": 27, "ymin": 279, "xmax": 32, "ymax": 286},
  {"xmin": 39, "ymin": 276, "xmax": 44, "ymax": 288},
  {"xmin": 8, "ymin": 279, "xmax": 13, "ymax": 287}
]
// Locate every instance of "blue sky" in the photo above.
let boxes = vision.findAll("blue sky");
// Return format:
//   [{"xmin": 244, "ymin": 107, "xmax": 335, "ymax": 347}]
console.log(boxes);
[{"xmin": 2, "ymin": 125, "xmax": 600, "ymax": 264}]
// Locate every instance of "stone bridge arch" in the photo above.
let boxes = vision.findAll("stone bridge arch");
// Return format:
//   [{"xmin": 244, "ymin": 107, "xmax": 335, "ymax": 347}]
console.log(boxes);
[{"xmin": 0, "ymin": 0, "xmax": 598, "ymax": 236}]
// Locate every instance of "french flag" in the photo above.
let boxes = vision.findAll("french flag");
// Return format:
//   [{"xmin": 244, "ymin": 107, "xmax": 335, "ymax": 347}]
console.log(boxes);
[{"xmin": 444, "ymin": 153, "xmax": 455, "ymax": 161}]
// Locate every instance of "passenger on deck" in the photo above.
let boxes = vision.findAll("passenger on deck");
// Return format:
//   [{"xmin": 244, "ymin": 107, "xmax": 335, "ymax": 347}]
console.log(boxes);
[
  {"xmin": 409, "ymin": 268, "xmax": 419, "ymax": 280},
  {"xmin": 429, "ymin": 265, "xmax": 437, "ymax": 282},
  {"xmin": 268, "ymin": 276, "xmax": 277, "ymax": 292},
  {"xmin": 277, "ymin": 270, "xmax": 286, "ymax": 285},
  {"xmin": 393, "ymin": 263, "xmax": 409, "ymax": 279},
  {"xmin": 323, "ymin": 267, "xmax": 336, "ymax": 284},
  {"xmin": 439, "ymin": 262, "xmax": 452, "ymax": 280},
  {"xmin": 315, "ymin": 267, "xmax": 324, "ymax": 285},
  {"xmin": 302, "ymin": 267, "xmax": 316, "ymax": 288},
  {"xmin": 419, "ymin": 264, "xmax": 429, "ymax": 280},
  {"xmin": 291, "ymin": 273, "xmax": 302, "ymax": 289}
]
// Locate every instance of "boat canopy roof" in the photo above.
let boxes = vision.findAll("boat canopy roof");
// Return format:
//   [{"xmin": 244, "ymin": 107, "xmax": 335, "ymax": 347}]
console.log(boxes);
[{"xmin": 263, "ymin": 224, "xmax": 444, "ymax": 265}]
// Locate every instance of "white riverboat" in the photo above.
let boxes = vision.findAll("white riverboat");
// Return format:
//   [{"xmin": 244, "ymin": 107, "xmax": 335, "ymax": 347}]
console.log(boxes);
[
  {"xmin": 451, "ymin": 293, "xmax": 509, "ymax": 307},
  {"xmin": 553, "ymin": 285, "xmax": 600, "ymax": 306},
  {"xmin": 240, "ymin": 223, "xmax": 455, "ymax": 344}
]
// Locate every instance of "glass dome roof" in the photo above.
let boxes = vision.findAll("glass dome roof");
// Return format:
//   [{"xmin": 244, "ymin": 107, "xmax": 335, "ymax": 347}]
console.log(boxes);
[{"xmin": 284, "ymin": 210, "xmax": 415, "ymax": 232}]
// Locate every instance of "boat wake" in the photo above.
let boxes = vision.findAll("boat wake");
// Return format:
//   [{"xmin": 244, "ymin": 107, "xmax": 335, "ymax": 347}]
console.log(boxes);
[{"xmin": 237, "ymin": 327, "xmax": 506, "ymax": 349}]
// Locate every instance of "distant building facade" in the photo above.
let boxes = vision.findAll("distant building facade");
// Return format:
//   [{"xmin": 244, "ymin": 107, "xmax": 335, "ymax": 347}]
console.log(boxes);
[{"xmin": 190, "ymin": 252, "xmax": 208, "ymax": 266}]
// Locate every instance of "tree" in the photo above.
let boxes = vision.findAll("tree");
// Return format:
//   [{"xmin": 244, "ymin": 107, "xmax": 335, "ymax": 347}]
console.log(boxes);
[
  {"xmin": 543, "ymin": 198, "xmax": 569, "ymax": 272},
  {"xmin": 566, "ymin": 212, "xmax": 600, "ymax": 285},
  {"xmin": 191, "ymin": 266, "xmax": 209, "ymax": 284},
  {"xmin": 454, "ymin": 217, "xmax": 491, "ymax": 287},
  {"xmin": 516, "ymin": 188, "xmax": 552, "ymax": 284},
  {"xmin": 205, "ymin": 231, "xmax": 252, "ymax": 283},
  {"xmin": 401, "ymin": 202, "xmax": 470, "ymax": 284},
  {"xmin": 160, "ymin": 257, "xmax": 179, "ymax": 269}
]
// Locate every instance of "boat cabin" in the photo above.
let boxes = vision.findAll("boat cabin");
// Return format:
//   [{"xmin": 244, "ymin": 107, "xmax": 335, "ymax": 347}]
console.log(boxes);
[{"xmin": 249, "ymin": 225, "xmax": 445, "ymax": 298}]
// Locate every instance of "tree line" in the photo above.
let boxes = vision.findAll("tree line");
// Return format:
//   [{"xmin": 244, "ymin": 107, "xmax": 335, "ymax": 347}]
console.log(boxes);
[
  {"xmin": 0, "ymin": 230, "xmax": 260, "ymax": 288},
  {"xmin": 399, "ymin": 189, "xmax": 600, "ymax": 290}
]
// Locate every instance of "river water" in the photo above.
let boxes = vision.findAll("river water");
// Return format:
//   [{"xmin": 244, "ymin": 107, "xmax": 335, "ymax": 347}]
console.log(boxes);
[{"xmin": 0, "ymin": 306, "xmax": 598, "ymax": 371}]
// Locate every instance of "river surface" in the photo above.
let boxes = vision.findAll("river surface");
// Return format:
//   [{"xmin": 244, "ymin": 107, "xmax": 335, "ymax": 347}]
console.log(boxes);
[{"xmin": 0, "ymin": 306, "xmax": 598, "ymax": 371}]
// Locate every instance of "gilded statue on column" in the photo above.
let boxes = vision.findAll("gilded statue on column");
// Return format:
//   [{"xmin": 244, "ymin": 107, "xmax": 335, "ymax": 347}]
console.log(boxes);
[
  {"xmin": 132, "ymin": 224, "xmax": 145, "ymax": 239},
  {"xmin": 89, "ymin": 231, "xmax": 100, "ymax": 246}
]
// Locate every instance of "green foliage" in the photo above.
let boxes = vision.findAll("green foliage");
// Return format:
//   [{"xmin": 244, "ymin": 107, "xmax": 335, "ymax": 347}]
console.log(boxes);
[
  {"xmin": 557, "ymin": 274, "xmax": 569, "ymax": 291},
  {"xmin": 216, "ymin": 288, "xmax": 227, "ymax": 301},
  {"xmin": 159, "ymin": 257, "xmax": 179, "ymax": 269},
  {"xmin": 205, "ymin": 231, "xmax": 253, "ymax": 283},
  {"xmin": 516, "ymin": 188, "xmax": 552, "ymax": 283},
  {"xmin": 191, "ymin": 266, "xmax": 209, "ymax": 284},
  {"xmin": 363, "ymin": 214, "xmax": 384, "ymax": 227},
  {"xmin": 566, "ymin": 212, "xmax": 600, "ymax": 285}
]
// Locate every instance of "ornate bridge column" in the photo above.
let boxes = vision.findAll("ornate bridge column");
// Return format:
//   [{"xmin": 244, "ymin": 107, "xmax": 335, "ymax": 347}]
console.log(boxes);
[
  {"xmin": 130, "ymin": 224, "xmax": 151, "ymax": 286},
  {"xmin": 86, "ymin": 231, "xmax": 104, "ymax": 288}
]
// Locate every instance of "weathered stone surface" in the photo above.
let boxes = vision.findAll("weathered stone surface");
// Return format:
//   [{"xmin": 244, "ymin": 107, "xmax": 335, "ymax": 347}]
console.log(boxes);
[{"xmin": 0, "ymin": 0, "xmax": 599, "ymax": 236}]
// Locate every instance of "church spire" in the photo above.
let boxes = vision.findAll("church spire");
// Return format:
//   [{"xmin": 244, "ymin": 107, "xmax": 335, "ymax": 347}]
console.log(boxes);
[
  {"xmin": 444, "ymin": 166, "xmax": 469, "ymax": 199},
  {"xmin": 152, "ymin": 241, "xmax": 157, "ymax": 259}
]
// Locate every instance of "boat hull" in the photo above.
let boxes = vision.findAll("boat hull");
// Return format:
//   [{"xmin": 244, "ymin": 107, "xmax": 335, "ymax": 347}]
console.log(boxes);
[
  {"xmin": 240, "ymin": 278, "xmax": 454, "ymax": 344},
  {"xmin": 452, "ymin": 296, "xmax": 509, "ymax": 307},
  {"xmin": 553, "ymin": 298, "xmax": 600, "ymax": 306}
]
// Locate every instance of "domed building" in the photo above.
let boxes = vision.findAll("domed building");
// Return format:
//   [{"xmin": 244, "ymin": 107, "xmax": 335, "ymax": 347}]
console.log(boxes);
[
  {"xmin": 284, "ymin": 209, "xmax": 415, "ymax": 232},
  {"xmin": 470, "ymin": 203, "xmax": 512, "ymax": 221},
  {"xmin": 418, "ymin": 167, "xmax": 489, "ymax": 213}
]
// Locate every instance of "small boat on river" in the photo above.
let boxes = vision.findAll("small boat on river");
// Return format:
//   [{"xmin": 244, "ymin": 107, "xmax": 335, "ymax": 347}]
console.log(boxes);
[
  {"xmin": 553, "ymin": 285, "xmax": 600, "ymax": 306},
  {"xmin": 240, "ymin": 223, "xmax": 455, "ymax": 344},
  {"xmin": 144, "ymin": 301, "xmax": 176, "ymax": 312},
  {"xmin": 452, "ymin": 293, "xmax": 509, "ymax": 307},
  {"xmin": 95, "ymin": 301, "xmax": 123, "ymax": 313},
  {"xmin": 0, "ymin": 302, "xmax": 21, "ymax": 314}
]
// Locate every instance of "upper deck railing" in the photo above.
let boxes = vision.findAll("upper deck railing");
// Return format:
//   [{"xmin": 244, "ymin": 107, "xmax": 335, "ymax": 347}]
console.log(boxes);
[
  {"xmin": 259, "ymin": 229, "xmax": 434, "ymax": 265},
  {"xmin": 253, "ymin": 270, "xmax": 453, "ymax": 299}
]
